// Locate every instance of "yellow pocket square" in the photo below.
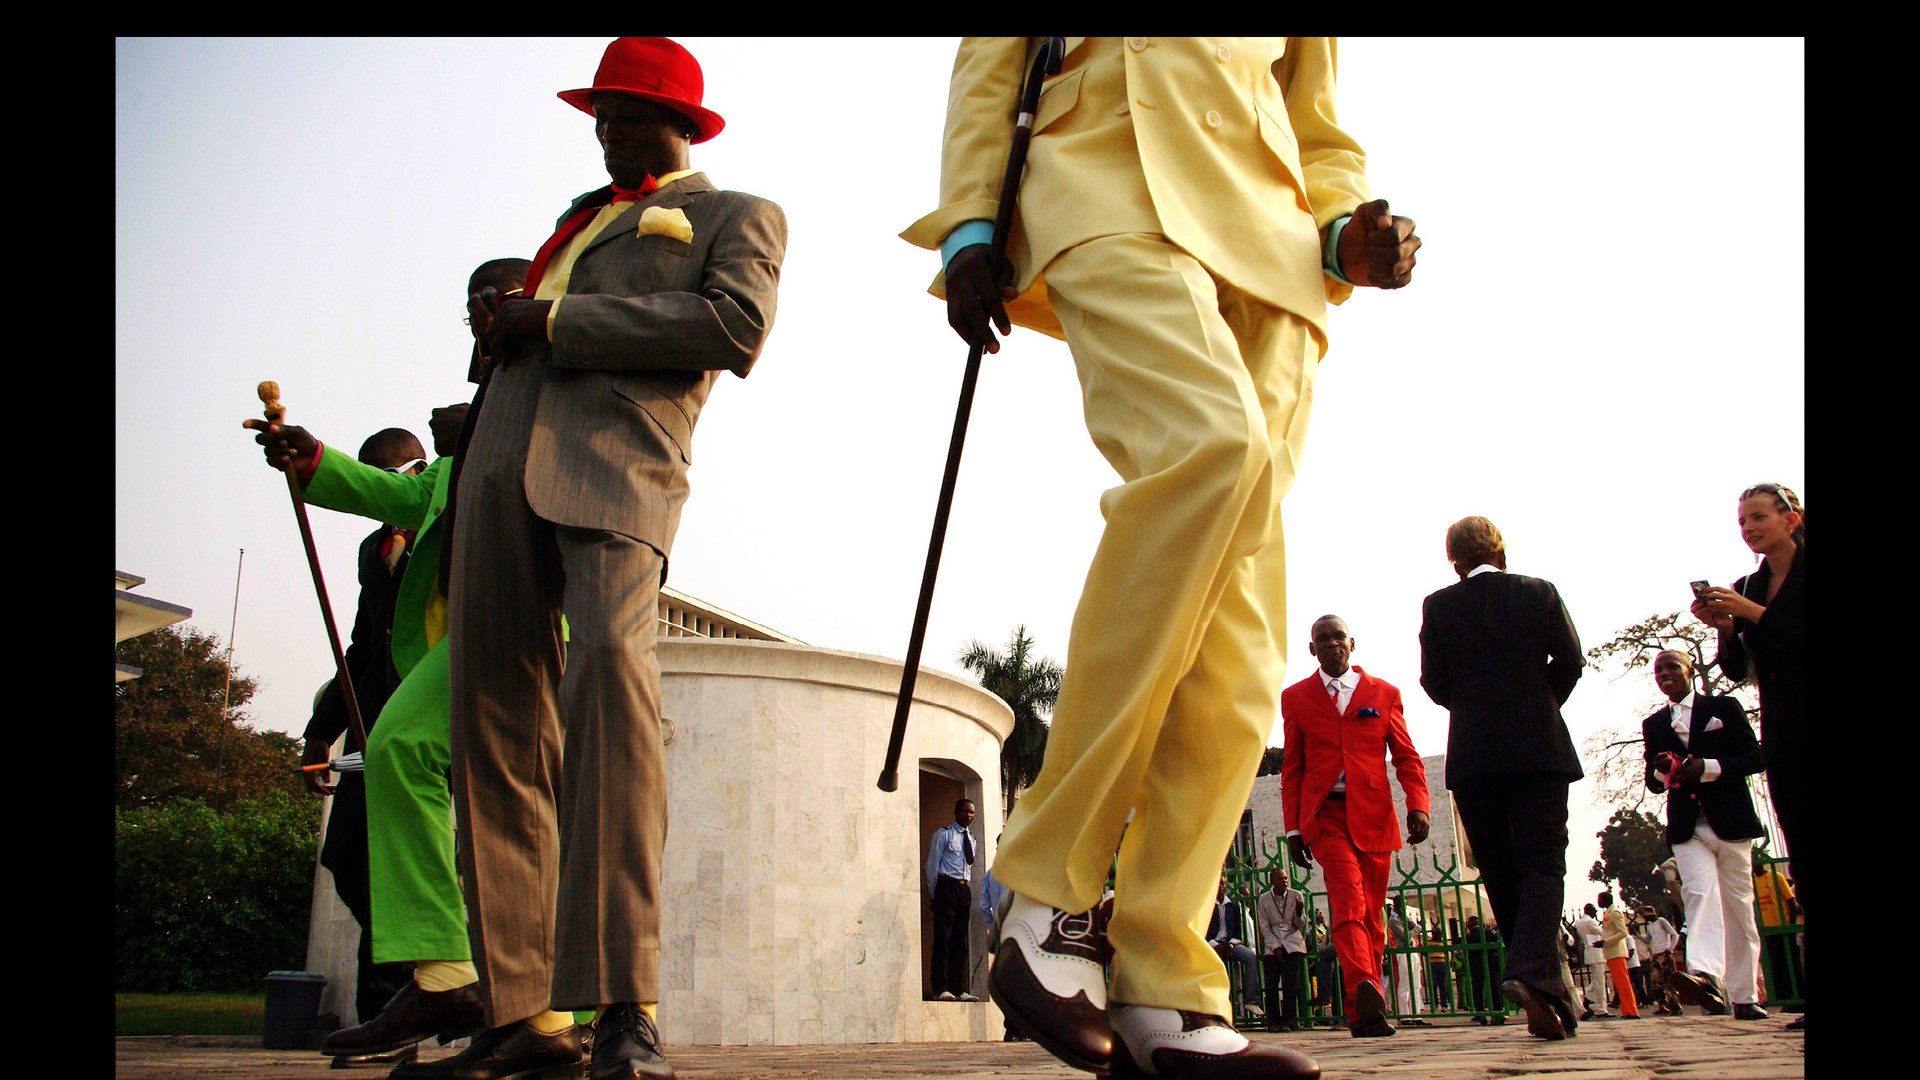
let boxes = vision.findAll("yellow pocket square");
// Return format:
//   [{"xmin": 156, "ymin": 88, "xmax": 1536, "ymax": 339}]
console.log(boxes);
[{"xmin": 637, "ymin": 206, "xmax": 693, "ymax": 243}]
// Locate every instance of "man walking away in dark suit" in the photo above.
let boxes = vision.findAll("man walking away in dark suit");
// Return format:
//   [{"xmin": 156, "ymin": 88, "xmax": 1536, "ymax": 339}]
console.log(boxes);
[
  {"xmin": 1643, "ymin": 649, "xmax": 1769, "ymax": 1020},
  {"xmin": 1419, "ymin": 516, "xmax": 1585, "ymax": 1041}
]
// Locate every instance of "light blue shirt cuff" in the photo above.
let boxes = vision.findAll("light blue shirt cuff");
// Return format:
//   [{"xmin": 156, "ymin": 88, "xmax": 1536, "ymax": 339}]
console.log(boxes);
[
  {"xmin": 1323, "ymin": 214, "xmax": 1353, "ymax": 285},
  {"xmin": 940, "ymin": 219, "xmax": 995, "ymax": 271}
]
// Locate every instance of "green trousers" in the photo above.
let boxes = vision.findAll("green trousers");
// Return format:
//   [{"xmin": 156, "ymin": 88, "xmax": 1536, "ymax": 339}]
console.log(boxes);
[{"xmin": 366, "ymin": 637, "xmax": 470, "ymax": 964}]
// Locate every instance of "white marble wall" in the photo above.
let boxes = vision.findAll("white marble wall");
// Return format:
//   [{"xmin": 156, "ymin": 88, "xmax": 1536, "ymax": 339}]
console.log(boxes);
[{"xmin": 654, "ymin": 639, "xmax": 1012, "ymax": 1045}]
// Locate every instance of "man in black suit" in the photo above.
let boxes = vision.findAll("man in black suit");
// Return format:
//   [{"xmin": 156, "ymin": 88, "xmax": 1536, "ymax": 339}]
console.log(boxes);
[
  {"xmin": 1418, "ymin": 516, "xmax": 1584, "ymax": 1041},
  {"xmin": 1642, "ymin": 649, "xmax": 1769, "ymax": 1020}
]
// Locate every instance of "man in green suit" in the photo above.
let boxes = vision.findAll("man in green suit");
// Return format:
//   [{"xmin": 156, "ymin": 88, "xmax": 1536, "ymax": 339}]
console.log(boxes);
[{"xmin": 245, "ymin": 258, "xmax": 530, "ymax": 1061}]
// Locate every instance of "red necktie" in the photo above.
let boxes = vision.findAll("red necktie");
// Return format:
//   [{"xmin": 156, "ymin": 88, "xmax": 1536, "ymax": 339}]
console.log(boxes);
[{"xmin": 522, "ymin": 174, "xmax": 658, "ymax": 296}]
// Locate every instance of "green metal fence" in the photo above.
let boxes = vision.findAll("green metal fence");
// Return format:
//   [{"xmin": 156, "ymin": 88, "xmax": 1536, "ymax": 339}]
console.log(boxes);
[{"xmin": 1217, "ymin": 832, "xmax": 1513, "ymax": 1029}]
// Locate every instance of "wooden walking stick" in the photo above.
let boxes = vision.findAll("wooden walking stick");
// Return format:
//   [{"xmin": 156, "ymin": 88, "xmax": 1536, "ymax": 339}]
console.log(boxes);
[
  {"xmin": 254, "ymin": 381, "xmax": 370, "ymax": 753},
  {"xmin": 878, "ymin": 38, "xmax": 1065, "ymax": 793}
]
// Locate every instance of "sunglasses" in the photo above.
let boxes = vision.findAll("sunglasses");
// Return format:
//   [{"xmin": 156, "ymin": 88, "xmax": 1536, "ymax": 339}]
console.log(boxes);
[{"xmin": 383, "ymin": 459, "xmax": 428, "ymax": 475}]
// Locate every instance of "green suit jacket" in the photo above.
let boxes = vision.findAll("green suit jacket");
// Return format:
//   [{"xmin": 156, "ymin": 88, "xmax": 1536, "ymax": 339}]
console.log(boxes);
[{"xmin": 305, "ymin": 451, "xmax": 450, "ymax": 682}]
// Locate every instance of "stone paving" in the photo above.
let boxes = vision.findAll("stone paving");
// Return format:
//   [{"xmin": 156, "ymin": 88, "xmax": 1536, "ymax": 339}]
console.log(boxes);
[{"xmin": 115, "ymin": 1014, "xmax": 1805, "ymax": 1078}]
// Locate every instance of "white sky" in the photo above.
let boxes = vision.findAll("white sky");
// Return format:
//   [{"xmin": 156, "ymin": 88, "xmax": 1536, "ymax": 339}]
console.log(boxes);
[{"xmin": 116, "ymin": 37, "xmax": 1803, "ymax": 917}]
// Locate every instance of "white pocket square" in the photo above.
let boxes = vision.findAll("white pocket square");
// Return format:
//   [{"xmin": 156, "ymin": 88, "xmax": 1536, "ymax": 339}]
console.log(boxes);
[
  {"xmin": 1701, "ymin": 717, "xmax": 1724, "ymax": 732},
  {"xmin": 637, "ymin": 206, "xmax": 693, "ymax": 243}
]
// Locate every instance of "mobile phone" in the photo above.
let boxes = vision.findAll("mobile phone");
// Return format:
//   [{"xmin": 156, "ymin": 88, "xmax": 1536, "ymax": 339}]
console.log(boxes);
[{"xmin": 1689, "ymin": 580, "xmax": 1712, "ymax": 598}]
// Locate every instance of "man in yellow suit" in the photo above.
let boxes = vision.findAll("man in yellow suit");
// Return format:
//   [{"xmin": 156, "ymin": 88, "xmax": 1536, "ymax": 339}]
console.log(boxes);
[{"xmin": 903, "ymin": 38, "xmax": 1419, "ymax": 1079}]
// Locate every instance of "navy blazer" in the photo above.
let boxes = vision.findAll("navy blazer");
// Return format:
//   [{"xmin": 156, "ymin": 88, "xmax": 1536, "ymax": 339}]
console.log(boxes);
[
  {"xmin": 1641, "ymin": 693, "xmax": 1765, "ymax": 845},
  {"xmin": 1420, "ymin": 570, "xmax": 1585, "ymax": 786},
  {"xmin": 1208, "ymin": 898, "xmax": 1247, "ymax": 944}
]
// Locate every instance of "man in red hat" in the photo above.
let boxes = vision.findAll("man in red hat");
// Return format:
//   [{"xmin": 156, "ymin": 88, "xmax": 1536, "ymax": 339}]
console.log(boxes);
[{"xmin": 406, "ymin": 37, "xmax": 787, "ymax": 1080}]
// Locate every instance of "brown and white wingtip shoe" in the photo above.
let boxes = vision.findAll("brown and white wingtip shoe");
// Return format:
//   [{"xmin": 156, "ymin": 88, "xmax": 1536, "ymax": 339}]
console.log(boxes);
[
  {"xmin": 1109, "ymin": 1005, "xmax": 1319, "ymax": 1079},
  {"xmin": 989, "ymin": 894, "xmax": 1114, "ymax": 1074}
]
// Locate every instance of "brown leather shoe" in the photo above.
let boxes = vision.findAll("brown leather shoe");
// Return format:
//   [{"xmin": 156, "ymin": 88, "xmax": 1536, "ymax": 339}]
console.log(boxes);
[
  {"xmin": 989, "ymin": 895, "xmax": 1113, "ymax": 1074},
  {"xmin": 1110, "ymin": 1006, "xmax": 1319, "ymax": 1078},
  {"xmin": 1501, "ymin": 979, "xmax": 1568, "ymax": 1041},
  {"xmin": 1666, "ymin": 970, "xmax": 1728, "ymax": 1015},
  {"xmin": 389, "ymin": 1019, "xmax": 587, "ymax": 1080},
  {"xmin": 321, "ymin": 982, "xmax": 486, "ymax": 1057}
]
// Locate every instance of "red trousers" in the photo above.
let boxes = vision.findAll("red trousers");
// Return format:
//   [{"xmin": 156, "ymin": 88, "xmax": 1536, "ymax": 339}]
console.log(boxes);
[
  {"xmin": 1607, "ymin": 956, "xmax": 1640, "ymax": 1017},
  {"xmin": 1313, "ymin": 797, "xmax": 1392, "ymax": 1020}
]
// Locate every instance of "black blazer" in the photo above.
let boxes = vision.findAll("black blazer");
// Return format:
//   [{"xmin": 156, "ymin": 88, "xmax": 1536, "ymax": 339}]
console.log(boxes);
[
  {"xmin": 1714, "ymin": 548, "xmax": 1804, "ymax": 763},
  {"xmin": 1641, "ymin": 693, "xmax": 1765, "ymax": 844},
  {"xmin": 302, "ymin": 524, "xmax": 407, "ymax": 746},
  {"xmin": 1420, "ymin": 570, "xmax": 1585, "ymax": 786}
]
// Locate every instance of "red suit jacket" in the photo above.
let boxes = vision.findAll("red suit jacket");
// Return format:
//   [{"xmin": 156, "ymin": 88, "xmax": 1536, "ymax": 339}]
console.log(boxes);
[{"xmin": 1280, "ymin": 667, "xmax": 1430, "ymax": 853}]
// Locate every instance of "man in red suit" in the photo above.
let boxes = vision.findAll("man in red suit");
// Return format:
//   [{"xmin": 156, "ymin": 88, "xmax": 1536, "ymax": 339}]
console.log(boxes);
[{"xmin": 1280, "ymin": 615, "xmax": 1430, "ymax": 1038}]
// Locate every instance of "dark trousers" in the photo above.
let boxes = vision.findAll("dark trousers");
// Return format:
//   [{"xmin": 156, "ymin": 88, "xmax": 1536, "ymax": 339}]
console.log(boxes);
[
  {"xmin": 1262, "ymin": 950, "xmax": 1306, "ymax": 1024},
  {"xmin": 1452, "ymin": 775, "xmax": 1570, "ymax": 999},
  {"xmin": 932, "ymin": 876, "xmax": 972, "ymax": 995},
  {"xmin": 320, "ymin": 772, "xmax": 414, "ymax": 1023},
  {"xmin": 1766, "ymin": 753, "xmax": 1805, "ymax": 1000}
]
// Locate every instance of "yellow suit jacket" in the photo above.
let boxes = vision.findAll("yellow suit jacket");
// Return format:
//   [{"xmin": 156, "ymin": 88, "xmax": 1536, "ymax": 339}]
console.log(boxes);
[{"xmin": 903, "ymin": 37, "xmax": 1370, "ymax": 345}]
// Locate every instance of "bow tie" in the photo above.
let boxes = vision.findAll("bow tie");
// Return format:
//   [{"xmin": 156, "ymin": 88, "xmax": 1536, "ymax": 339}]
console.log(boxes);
[{"xmin": 610, "ymin": 175, "xmax": 660, "ymax": 203}]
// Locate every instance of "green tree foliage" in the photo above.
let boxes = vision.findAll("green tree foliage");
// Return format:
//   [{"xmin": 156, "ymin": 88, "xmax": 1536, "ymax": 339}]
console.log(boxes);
[
  {"xmin": 1587, "ymin": 807, "xmax": 1673, "ymax": 919},
  {"xmin": 959, "ymin": 626, "xmax": 1063, "ymax": 814},
  {"xmin": 115, "ymin": 789, "xmax": 320, "ymax": 990},
  {"xmin": 1580, "ymin": 611, "xmax": 1758, "ymax": 809},
  {"xmin": 1255, "ymin": 746, "xmax": 1284, "ymax": 777},
  {"xmin": 116, "ymin": 625, "xmax": 305, "ymax": 810}
]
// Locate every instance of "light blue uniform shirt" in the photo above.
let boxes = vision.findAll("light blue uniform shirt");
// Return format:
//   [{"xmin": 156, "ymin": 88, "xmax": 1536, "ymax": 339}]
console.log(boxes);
[{"xmin": 924, "ymin": 821, "xmax": 976, "ymax": 894}]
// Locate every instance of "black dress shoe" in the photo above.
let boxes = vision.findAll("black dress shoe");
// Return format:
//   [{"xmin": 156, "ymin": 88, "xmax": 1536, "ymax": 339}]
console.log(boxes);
[
  {"xmin": 1732, "ymin": 1003, "xmax": 1770, "ymax": 1021},
  {"xmin": 330, "ymin": 1043, "xmax": 418, "ymax": 1069},
  {"xmin": 1348, "ymin": 980, "xmax": 1394, "ymax": 1037},
  {"xmin": 322, "ymin": 982, "xmax": 487, "ymax": 1057},
  {"xmin": 591, "ymin": 1003, "xmax": 673, "ymax": 1080},
  {"xmin": 1501, "ymin": 979, "xmax": 1567, "ymax": 1041},
  {"xmin": 1784, "ymin": 1015, "xmax": 1805, "ymax": 1031},
  {"xmin": 1110, "ymin": 1007, "xmax": 1319, "ymax": 1078},
  {"xmin": 390, "ymin": 1019, "xmax": 587, "ymax": 1080}
]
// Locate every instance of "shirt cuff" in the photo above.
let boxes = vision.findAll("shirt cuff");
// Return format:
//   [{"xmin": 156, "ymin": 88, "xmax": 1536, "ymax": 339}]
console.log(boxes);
[
  {"xmin": 546, "ymin": 296, "xmax": 562, "ymax": 341},
  {"xmin": 940, "ymin": 219, "xmax": 995, "ymax": 271},
  {"xmin": 300, "ymin": 441, "xmax": 325, "ymax": 484},
  {"xmin": 1701, "ymin": 759, "xmax": 1722, "ymax": 782},
  {"xmin": 1285, "ymin": 829, "xmax": 1301, "ymax": 838},
  {"xmin": 1323, "ymin": 214, "xmax": 1354, "ymax": 284}
]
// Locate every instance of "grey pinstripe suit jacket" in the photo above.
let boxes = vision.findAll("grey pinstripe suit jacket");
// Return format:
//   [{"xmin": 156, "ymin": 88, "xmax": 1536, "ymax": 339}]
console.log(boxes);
[{"xmin": 507, "ymin": 171, "xmax": 786, "ymax": 558}]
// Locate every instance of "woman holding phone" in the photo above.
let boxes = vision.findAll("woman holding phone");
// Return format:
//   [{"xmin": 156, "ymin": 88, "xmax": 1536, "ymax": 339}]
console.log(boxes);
[{"xmin": 1690, "ymin": 482, "xmax": 1804, "ymax": 1029}]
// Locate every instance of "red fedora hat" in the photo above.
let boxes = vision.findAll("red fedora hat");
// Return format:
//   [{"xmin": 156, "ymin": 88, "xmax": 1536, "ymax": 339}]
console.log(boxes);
[{"xmin": 558, "ymin": 37, "xmax": 725, "ymax": 144}]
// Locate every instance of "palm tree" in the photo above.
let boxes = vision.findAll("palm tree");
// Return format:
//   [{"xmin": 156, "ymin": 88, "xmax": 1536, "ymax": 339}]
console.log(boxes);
[{"xmin": 958, "ymin": 626, "xmax": 1063, "ymax": 815}]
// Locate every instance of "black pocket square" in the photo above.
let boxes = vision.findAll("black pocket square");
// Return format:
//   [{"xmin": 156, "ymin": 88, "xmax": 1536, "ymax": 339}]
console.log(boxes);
[{"xmin": 1358, "ymin": 707, "xmax": 1381, "ymax": 719}]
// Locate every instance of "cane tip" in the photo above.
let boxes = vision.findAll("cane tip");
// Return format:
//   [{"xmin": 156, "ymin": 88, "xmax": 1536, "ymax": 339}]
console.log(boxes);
[
  {"xmin": 877, "ymin": 769, "xmax": 898, "ymax": 793},
  {"xmin": 257, "ymin": 381, "xmax": 280, "ymax": 402}
]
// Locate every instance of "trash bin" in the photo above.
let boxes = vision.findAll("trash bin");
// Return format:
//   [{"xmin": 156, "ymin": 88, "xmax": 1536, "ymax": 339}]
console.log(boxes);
[{"xmin": 262, "ymin": 970, "xmax": 328, "ymax": 1049}]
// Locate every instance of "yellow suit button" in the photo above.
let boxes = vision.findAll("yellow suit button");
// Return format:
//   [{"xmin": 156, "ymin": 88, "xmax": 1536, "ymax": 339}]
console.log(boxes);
[
  {"xmin": 1115, "ymin": 101, "xmax": 1130, "ymax": 116},
  {"xmin": 1205, "ymin": 109, "xmax": 1223, "ymax": 128},
  {"xmin": 1129, "ymin": 38, "xmax": 1148, "ymax": 51},
  {"xmin": 1217, "ymin": 44, "xmax": 1232, "ymax": 62}
]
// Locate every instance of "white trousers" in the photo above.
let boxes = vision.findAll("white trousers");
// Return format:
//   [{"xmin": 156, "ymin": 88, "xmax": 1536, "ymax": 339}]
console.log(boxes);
[
  {"xmin": 1673, "ymin": 821, "xmax": 1761, "ymax": 1005},
  {"xmin": 1580, "ymin": 951, "xmax": 1609, "ymax": 1014}
]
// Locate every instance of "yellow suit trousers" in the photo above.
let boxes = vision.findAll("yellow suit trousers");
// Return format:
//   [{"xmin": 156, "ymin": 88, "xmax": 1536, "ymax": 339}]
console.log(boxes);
[{"xmin": 992, "ymin": 232, "xmax": 1319, "ymax": 1018}]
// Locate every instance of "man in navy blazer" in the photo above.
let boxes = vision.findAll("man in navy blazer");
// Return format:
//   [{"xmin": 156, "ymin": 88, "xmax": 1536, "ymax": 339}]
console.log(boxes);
[
  {"xmin": 1419, "ymin": 516, "xmax": 1585, "ymax": 1041},
  {"xmin": 1642, "ymin": 650, "xmax": 1769, "ymax": 1020}
]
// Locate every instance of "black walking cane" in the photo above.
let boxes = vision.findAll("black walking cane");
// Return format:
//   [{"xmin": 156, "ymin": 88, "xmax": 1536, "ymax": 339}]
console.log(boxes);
[
  {"xmin": 252, "ymin": 381, "xmax": 371, "ymax": 754},
  {"xmin": 878, "ymin": 37, "xmax": 1066, "ymax": 793}
]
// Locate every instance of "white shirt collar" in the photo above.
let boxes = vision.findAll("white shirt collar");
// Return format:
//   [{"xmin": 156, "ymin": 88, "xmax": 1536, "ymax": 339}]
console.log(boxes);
[
  {"xmin": 1670, "ymin": 691, "xmax": 1696, "ymax": 715},
  {"xmin": 1466, "ymin": 564, "xmax": 1503, "ymax": 578},
  {"xmin": 1318, "ymin": 666, "xmax": 1353, "ymax": 692}
]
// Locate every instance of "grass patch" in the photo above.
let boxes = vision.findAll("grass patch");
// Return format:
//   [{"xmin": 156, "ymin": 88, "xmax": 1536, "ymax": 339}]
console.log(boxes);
[{"xmin": 116, "ymin": 992, "xmax": 264, "ymax": 1036}]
